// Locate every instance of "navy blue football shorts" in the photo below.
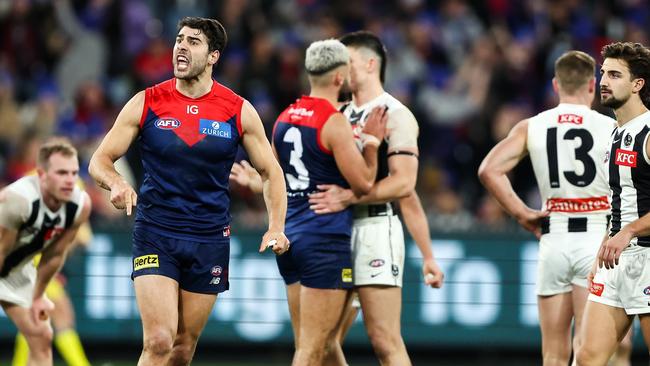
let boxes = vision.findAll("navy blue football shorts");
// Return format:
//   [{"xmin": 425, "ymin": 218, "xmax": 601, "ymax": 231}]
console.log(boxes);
[
  {"xmin": 132, "ymin": 225, "xmax": 229, "ymax": 294},
  {"xmin": 276, "ymin": 232, "xmax": 353, "ymax": 289}
]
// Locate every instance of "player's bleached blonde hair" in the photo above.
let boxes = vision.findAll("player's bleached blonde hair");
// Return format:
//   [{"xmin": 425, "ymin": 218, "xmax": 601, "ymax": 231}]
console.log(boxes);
[{"xmin": 305, "ymin": 39, "xmax": 349, "ymax": 75}]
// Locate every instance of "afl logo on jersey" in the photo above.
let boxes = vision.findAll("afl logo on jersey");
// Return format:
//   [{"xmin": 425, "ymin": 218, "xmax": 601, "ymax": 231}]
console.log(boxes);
[{"xmin": 155, "ymin": 118, "xmax": 181, "ymax": 130}]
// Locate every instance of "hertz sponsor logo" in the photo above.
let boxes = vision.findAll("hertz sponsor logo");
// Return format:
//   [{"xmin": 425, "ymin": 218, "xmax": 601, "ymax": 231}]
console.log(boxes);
[
  {"xmin": 342, "ymin": 268, "xmax": 352, "ymax": 283},
  {"xmin": 134, "ymin": 255, "xmax": 159, "ymax": 271}
]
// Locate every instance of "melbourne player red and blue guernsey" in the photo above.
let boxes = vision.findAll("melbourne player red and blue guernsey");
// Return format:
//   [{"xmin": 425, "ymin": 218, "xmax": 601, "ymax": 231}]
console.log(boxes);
[
  {"xmin": 131, "ymin": 78, "xmax": 243, "ymax": 294},
  {"xmin": 272, "ymin": 96, "xmax": 353, "ymax": 289}
]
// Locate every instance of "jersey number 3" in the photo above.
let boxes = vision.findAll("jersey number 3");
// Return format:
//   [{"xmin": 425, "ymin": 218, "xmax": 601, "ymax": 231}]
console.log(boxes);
[
  {"xmin": 283, "ymin": 127, "xmax": 310, "ymax": 190},
  {"xmin": 546, "ymin": 127, "xmax": 596, "ymax": 188}
]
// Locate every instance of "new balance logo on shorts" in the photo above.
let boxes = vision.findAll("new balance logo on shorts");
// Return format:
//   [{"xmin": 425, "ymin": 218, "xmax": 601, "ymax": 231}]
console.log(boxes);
[{"xmin": 134, "ymin": 254, "xmax": 159, "ymax": 271}]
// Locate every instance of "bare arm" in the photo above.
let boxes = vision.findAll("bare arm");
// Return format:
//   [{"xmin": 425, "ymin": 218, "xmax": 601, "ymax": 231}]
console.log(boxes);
[
  {"xmin": 322, "ymin": 109, "xmax": 384, "ymax": 196},
  {"xmin": 399, "ymin": 191, "xmax": 444, "ymax": 288},
  {"xmin": 308, "ymin": 108, "xmax": 419, "ymax": 212},
  {"xmin": 355, "ymin": 153, "xmax": 418, "ymax": 204},
  {"xmin": 478, "ymin": 119, "xmax": 547, "ymax": 236},
  {"xmin": 239, "ymin": 100, "xmax": 289, "ymax": 254},
  {"xmin": 0, "ymin": 189, "xmax": 25, "ymax": 272},
  {"xmin": 88, "ymin": 91, "xmax": 143, "ymax": 215},
  {"xmin": 33, "ymin": 193, "xmax": 91, "ymax": 302}
]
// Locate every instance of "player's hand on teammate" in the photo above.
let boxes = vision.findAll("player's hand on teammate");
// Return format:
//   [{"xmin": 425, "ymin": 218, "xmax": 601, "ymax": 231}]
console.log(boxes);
[
  {"xmin": 598, "ymin": 228, "xmax": 632, "ymax": 269},
  {"xmin": 30, "ymin": 295, "xmax": 54, "ymax": 324},
  {"xmin": 260, "ymin": 231, "xmax": 290, "ymax": 255},
  {"xmin": 360, "ymin": 106, "xmax": 388, "ymax": 146},
  {"xmin": 422, "ymin": 258, "xmax": 444, "ymax": 288},
  {"xmin": 109, "ymin": 179, "xmax": 138, "ymax": 216},
  {"xmin": 515, "ymin": 208, "xmax": 549, "ymax": 239},
  {"xmin": 230, "ymin": 160, "xmax": 263, "ymax": 193},
  {"xmin": 309, "ymin": 184, "xmax": 354, "ymax": 214}
]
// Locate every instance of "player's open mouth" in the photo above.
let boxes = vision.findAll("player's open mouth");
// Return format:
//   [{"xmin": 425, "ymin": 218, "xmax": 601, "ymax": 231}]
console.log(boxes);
[{"xmin": 177, "ymin": 55, "xmax": 189, "ymax": 71}]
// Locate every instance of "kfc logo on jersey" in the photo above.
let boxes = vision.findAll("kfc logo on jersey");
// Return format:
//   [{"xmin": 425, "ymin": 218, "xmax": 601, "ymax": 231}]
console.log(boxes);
[
  {"xmin": 558, "ymin": 114, "xmax": 583, "ymax": 124},
  {"xmin": 615, "ymin": 149, "xmax": 637, "ymax": 167},
  {"xmin": 644, "ymin": 286, "xmax": 650, "ymax": 296},
  {"xmin": 590, "ymin": 282, "xmax": 604, "ymax": 296},
  {"xmin": 155, "ymin": 118, "xmax": 181, "ymax": 130}
]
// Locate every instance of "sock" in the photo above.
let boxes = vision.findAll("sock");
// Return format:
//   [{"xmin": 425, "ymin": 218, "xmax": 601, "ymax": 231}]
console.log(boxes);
[
  {"xmin": 54, "ymin": 329, "xmax": 91, "ymax": 366},
  {"xmin": 11, "ymin": 333, "xmax": 29, "ymax": 366}
]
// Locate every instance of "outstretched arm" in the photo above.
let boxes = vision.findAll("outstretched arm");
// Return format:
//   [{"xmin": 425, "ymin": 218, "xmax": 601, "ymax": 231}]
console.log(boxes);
[{"xmin": 239, "ymin": 100, "xmax": 289, "ymax": 255}]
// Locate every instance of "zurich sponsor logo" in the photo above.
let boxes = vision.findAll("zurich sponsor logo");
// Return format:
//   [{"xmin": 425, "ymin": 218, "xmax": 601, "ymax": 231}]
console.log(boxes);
[
  {"xmin": 211, "ymin": 266, "xmax": 222, "ymax": 276},
  {"xmin": 200, "ymin": 119, "xmax": 231, "ymax": 139},
  {"xmin": 644, "ymin": 286, "xmax": 650, "ymax": 296},
  {"xmin": 369, "ymin": 259, "xmax": 385, "ymax": 268},
  {"xmin": 155, "ymin": 118, "xmax": 181, "ymax": 130}
]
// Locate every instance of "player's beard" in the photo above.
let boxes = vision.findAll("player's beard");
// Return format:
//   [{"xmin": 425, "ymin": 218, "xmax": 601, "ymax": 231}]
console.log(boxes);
[
  {"xmin": 175, "ymin": 57, "xmax": 208, "ymax": 80},
  {"xmin": 601, "ymin": 93, "xmax": 629, "ymax": 109},
  {"xmin": 338, "ymin": 78, "xmax": 352, "ymax": 103}
]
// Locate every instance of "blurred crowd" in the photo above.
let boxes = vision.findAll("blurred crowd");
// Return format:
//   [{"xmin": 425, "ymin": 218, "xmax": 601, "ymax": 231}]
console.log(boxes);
[{"xmin": 0, "ymin": 0, "xmax": 647, "ymax": 233}]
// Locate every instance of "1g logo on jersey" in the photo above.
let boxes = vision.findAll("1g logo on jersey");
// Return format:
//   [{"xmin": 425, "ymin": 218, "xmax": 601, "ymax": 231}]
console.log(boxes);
[{"xmin": 187, "ymin": 105, "xmax": 199, "ymax": 114}]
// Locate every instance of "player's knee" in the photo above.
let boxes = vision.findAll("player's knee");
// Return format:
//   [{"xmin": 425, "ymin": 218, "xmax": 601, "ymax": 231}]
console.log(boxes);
[
  {"xmin": 367, "ymin": 327, "xmax": 401, "ymax": 359},
  {"xmin": 575, "ymin": 345, "xmax": 605, "ymax": 366},
  {"xmin": 24, "ymin": 326, "xmax": 53, "ymax": 358},
  {"xmin": 324, "ymin": 338, "xmax": 340, "ymax": 354},
  {"xmin": 169, "ymin": 341, "xmax": 198, "ymax": 365},
  {"xmin": 143, "ymin": 330, "xmax": 174, "ymax": 357},
  {"xmin": 168, "ymin": 333, "xmax": 199, "ymax": 365}
]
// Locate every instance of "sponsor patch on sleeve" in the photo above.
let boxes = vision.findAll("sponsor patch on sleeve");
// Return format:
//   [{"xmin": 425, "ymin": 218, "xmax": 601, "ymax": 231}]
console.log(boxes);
[{"xmin": 134, "ymin": 254, "xmax": 159, "ymax": 271}]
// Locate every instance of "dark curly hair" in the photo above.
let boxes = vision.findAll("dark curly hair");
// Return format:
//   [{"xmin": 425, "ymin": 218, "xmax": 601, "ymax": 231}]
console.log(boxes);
[
  {"xmin": 177, "ymin": 17, "xmax": 227, "ymax": 53},
  {"xmin": 602, "ymin": 42, "xmax": 650, "ymax": 107}
]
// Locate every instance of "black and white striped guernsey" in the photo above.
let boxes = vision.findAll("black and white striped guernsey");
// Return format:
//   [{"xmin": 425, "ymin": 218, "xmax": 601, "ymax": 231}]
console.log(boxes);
[{"xmin": 609, "ymin": 111, "xmax": 650, "ymax": 246}]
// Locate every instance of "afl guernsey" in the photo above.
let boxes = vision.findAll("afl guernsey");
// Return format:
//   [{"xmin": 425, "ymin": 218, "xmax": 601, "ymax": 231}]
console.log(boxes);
[
  {"xmin": 273, "ymin": 96, "xmax": 352, "ymax": 236},
  {"xmin": 137, "ymin": 78, "xmax": 243, "ymax": 240},
  {"xmin": 0, "ymin": 175, "xmax": 85, "ymax": 277},
  {"xmin": 608, "ymin": 111, "xmax": 650, "ymax": 246},
  {"xmin": 527, "ymin": 104, "xmax": 616, "ymax": 233},
  {"xmin": 341, "ymin": 92, "xmax": 419, "ymax": 216}
]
